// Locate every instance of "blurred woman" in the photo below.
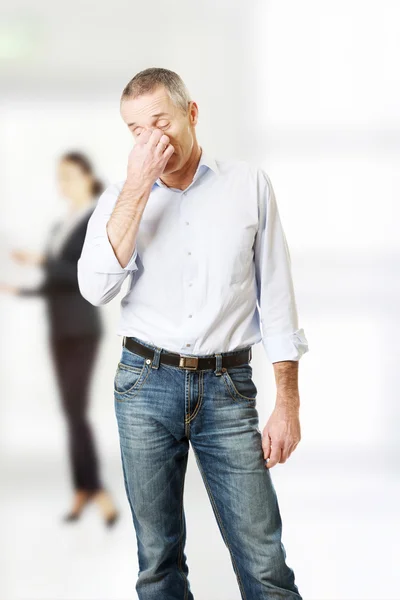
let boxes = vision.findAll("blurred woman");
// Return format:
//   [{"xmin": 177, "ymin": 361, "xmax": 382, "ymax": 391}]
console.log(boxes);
[{"xmin": 0, "ymin": 151, "xmax": 119, "ymax": 527}]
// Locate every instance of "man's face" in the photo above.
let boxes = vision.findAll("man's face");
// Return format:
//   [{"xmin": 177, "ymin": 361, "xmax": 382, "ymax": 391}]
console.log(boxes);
[{"xmin": 120, "ymin": 86, "xmax": 198, "ymax": 174}]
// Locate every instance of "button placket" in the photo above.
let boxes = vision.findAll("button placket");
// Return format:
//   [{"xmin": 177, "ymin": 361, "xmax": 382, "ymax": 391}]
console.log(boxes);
[{"xmin": 181, "ymin": 194, "xmax": 196, "ymax": 351}]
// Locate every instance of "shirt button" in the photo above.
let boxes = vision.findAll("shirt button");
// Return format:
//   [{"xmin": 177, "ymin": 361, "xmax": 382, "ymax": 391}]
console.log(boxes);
[
  {"xmin": 188, "ymin": 282, "xmax": 193, "ymax": 287},
  {"xmin": 186, "ymin": 343, "xmax": 191, "ymax": 347},
  {"xmin": 185, "ymin": 221, "xmax": 189, "ymax": 225},
  {"xmin": 187, "ymin": 251, "xmax": 191, "ymax": 255},
  {"xmin": 188, "ymin": 314, "xmax": 192, "ymax": 318}
]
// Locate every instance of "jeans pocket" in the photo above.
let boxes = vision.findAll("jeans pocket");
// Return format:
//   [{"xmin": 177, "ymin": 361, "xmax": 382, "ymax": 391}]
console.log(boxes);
[
  {"xmin": 222, "ymin": 364, "xmax": 257, "ymax": 403},
  {"xmin": 114, "ymin": 348, "xmax": 151, "ymax": 398}
]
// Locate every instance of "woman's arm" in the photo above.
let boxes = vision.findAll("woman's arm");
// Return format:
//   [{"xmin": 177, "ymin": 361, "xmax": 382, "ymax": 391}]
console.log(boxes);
[{"xmin": 11, "ymin": 249, "xmax": 46, "ymax": 267}]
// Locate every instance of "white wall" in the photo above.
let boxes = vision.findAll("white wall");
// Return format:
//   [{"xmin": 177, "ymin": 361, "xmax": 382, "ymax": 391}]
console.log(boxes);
[{"xmin": 1, "ymin": 1, "xmax": 399, "ymax": 599}]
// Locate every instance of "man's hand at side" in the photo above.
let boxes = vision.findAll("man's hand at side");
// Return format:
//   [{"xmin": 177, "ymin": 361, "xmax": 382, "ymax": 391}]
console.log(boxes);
[{"xmin": 262, "ymin": 360, "xmax": 302, "ymax": 469}]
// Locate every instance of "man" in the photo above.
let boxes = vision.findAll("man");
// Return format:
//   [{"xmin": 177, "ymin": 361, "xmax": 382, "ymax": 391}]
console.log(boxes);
[{"xmin": 78, "ymin": 67, "xmax": 309, "ymax": 600}]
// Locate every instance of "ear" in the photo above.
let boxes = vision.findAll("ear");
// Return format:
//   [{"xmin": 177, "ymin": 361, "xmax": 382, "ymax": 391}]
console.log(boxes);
[{"xmin": 189, "ymin": 101, "xmax": 199, "ymax": 126}]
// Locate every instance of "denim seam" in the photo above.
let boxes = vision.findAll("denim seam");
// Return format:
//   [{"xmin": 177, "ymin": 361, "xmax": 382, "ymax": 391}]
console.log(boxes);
[
  {"xmin": 114, "ymin": 363, "xmax": 152, "ymax": 400},
  {"xmin": 184, "ymin": 372, "xmax": 190, "ymax": 439},
  {"xmin": 117, "ymin": 362, "xmax": 143, "ymax": 374},
  {"xmin": 177, "ymin": 455, "xmax": 189, "ymax": 600},
  {"xmin": 118, "ymin": 448, "xmax": 141, "ymax": 585},
  {"xmin": 191, "ymin": 446, "xmax": 247, "ymax": 600},
  {"xmin": 188, "ymin": 374, "xmax": 191, "ymax": 424},
  {"xmin": 222, "ymin": 372, "xmax": 257, "ymax": 403},
  {"xmin": 186, "ymin": 371, "xmax": 204, "ymax": 423}
]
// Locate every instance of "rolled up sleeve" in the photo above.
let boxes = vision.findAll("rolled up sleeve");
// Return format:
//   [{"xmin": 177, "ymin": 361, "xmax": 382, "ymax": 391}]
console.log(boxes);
[
  {"xmin": 254, "ymin": 169, "xmax": 309, "ymax": 363},
  {"xmin": 77, "ymin": 181, "xmax": 139, "ymax": 306}
]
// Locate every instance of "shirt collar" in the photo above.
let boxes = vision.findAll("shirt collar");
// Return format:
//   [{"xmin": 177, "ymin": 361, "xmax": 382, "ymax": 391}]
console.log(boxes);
[
  {"xmin": 196, "ymin": 147, "xmax": 219, "ymax": 175},
  {"xmin": 154, "ymin": 147, "xmax": 218, "ymax": 189}
]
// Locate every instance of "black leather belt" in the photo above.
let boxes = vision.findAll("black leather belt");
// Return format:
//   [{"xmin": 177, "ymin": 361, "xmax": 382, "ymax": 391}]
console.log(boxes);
[{"xmin": 123, "ymin": 336, "xmax": 252, "ymax": 371}]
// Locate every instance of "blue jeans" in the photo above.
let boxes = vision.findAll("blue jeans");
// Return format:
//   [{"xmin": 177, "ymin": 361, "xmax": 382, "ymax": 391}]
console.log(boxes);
[{"xmin": 114, "ymin": 336, "xmax": 302, "ymax": 600}]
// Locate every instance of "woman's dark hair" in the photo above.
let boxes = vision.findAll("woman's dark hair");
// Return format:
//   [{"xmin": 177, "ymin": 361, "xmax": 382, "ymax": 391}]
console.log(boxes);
[{"xmin": 60, "ymin": 151, "xmax": 105, "ymax": 197}]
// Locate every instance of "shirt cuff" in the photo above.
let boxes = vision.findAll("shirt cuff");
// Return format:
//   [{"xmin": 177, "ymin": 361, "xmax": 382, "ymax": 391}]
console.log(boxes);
[{"xmin": 262, "ymin": 328, "xmax": 309, "ymax": 363}]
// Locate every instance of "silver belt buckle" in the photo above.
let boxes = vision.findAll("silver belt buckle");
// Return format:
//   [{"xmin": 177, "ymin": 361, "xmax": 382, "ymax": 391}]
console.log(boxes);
[{"xmin": 179, "ymin": 355, "xmax": 199, "ymax": 370}]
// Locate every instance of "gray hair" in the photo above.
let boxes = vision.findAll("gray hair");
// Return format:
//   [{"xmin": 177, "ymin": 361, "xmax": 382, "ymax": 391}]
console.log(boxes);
[{"xmin": 121, "ymin": 67, "xmax": 191, "ymax": 114}]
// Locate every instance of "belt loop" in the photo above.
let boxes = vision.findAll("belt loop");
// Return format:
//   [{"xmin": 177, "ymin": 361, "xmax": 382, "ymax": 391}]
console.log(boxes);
[
  {"xmin": 214, "ymin": 353, "xmax": 223, "ymax": 376},
  {"xmin": 122, "ymin": 336, "xmax": 126, "ymax": 346},
  {"xmin": 151, "ymin": 346, "xmax": 162, "ymax": 369}
]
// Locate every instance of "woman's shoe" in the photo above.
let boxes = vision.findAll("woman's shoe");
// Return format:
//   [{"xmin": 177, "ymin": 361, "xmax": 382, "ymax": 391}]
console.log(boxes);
[
  {"xmin": 62, "ymin": 511, "xmax": 82, "ymax": 522},
  {"xmin": 61, "ymin": 489, "xmax": 95, "ymax": 523},
  {"xmin": 104, "ymin": 511, "xmax": 120, "ymax": 528},
  {"xmin": 91, "ymin": 489, "xmax": 120, "ymax": 528}
]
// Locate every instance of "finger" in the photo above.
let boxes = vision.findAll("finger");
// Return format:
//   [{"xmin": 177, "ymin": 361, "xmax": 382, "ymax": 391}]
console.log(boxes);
[
  {"xmin": 280, "ymin": 439, "xmax": 295, "ymax": 463},
  {"xmin": 147, "ymin": 128, "xmax": 164, "ymax": 148},
  {"xmin": 288, "ymin": 440, "xmax": 300, "ymax": 458},
  {"xmin": 280, "ymin": 445, "xmax": 290, "ymax": 463},
  {"xmin": 267, "ymin": 444, "xmax": 282, "ymax": 469},
  {"xmin": 161, "ymin": 144, "xmax": 175, "ymax": 163},
  {"xmin": 155, "ymin": 134, "xmax": 171, "ymax": 156},
  {"xmin": 261, "ymin": 433, "xmax": 271, "ymax": 461},
  {"xmin": 137, "ymin": 129, "xmax": 152, "ymax": 145}
]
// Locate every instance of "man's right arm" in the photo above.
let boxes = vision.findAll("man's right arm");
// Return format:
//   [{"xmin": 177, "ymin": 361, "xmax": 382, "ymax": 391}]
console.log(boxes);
[
  {"xmin": 78, "ymin": 127, "xmax": 174, "ymax": 306},
  {"xmin": 77, "ymin": 180, "xmax": 151, "ymax": 306}
]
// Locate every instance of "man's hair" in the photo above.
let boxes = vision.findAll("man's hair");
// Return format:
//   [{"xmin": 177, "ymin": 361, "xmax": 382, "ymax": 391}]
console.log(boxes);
[{"xmin": 121, "ymin": 67, "xmax": 191, "ymax": 114}]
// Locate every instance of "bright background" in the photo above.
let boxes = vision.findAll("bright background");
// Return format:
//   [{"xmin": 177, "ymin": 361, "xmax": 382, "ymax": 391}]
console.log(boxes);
[{"xmin": 1, "ymin": 1, "xmax": 399, "ymax": 599}]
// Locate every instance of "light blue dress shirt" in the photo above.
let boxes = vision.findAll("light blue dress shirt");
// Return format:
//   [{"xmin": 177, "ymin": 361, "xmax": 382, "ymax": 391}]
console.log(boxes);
[{"xmin": 77, "ymin": 148, "xmax": 309, "ymax": 363}]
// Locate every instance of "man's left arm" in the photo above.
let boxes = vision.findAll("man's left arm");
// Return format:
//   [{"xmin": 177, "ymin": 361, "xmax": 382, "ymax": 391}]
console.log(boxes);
[{"xmin": 253, "ymin": 168, "xmax": 309, "ymax": 468}]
